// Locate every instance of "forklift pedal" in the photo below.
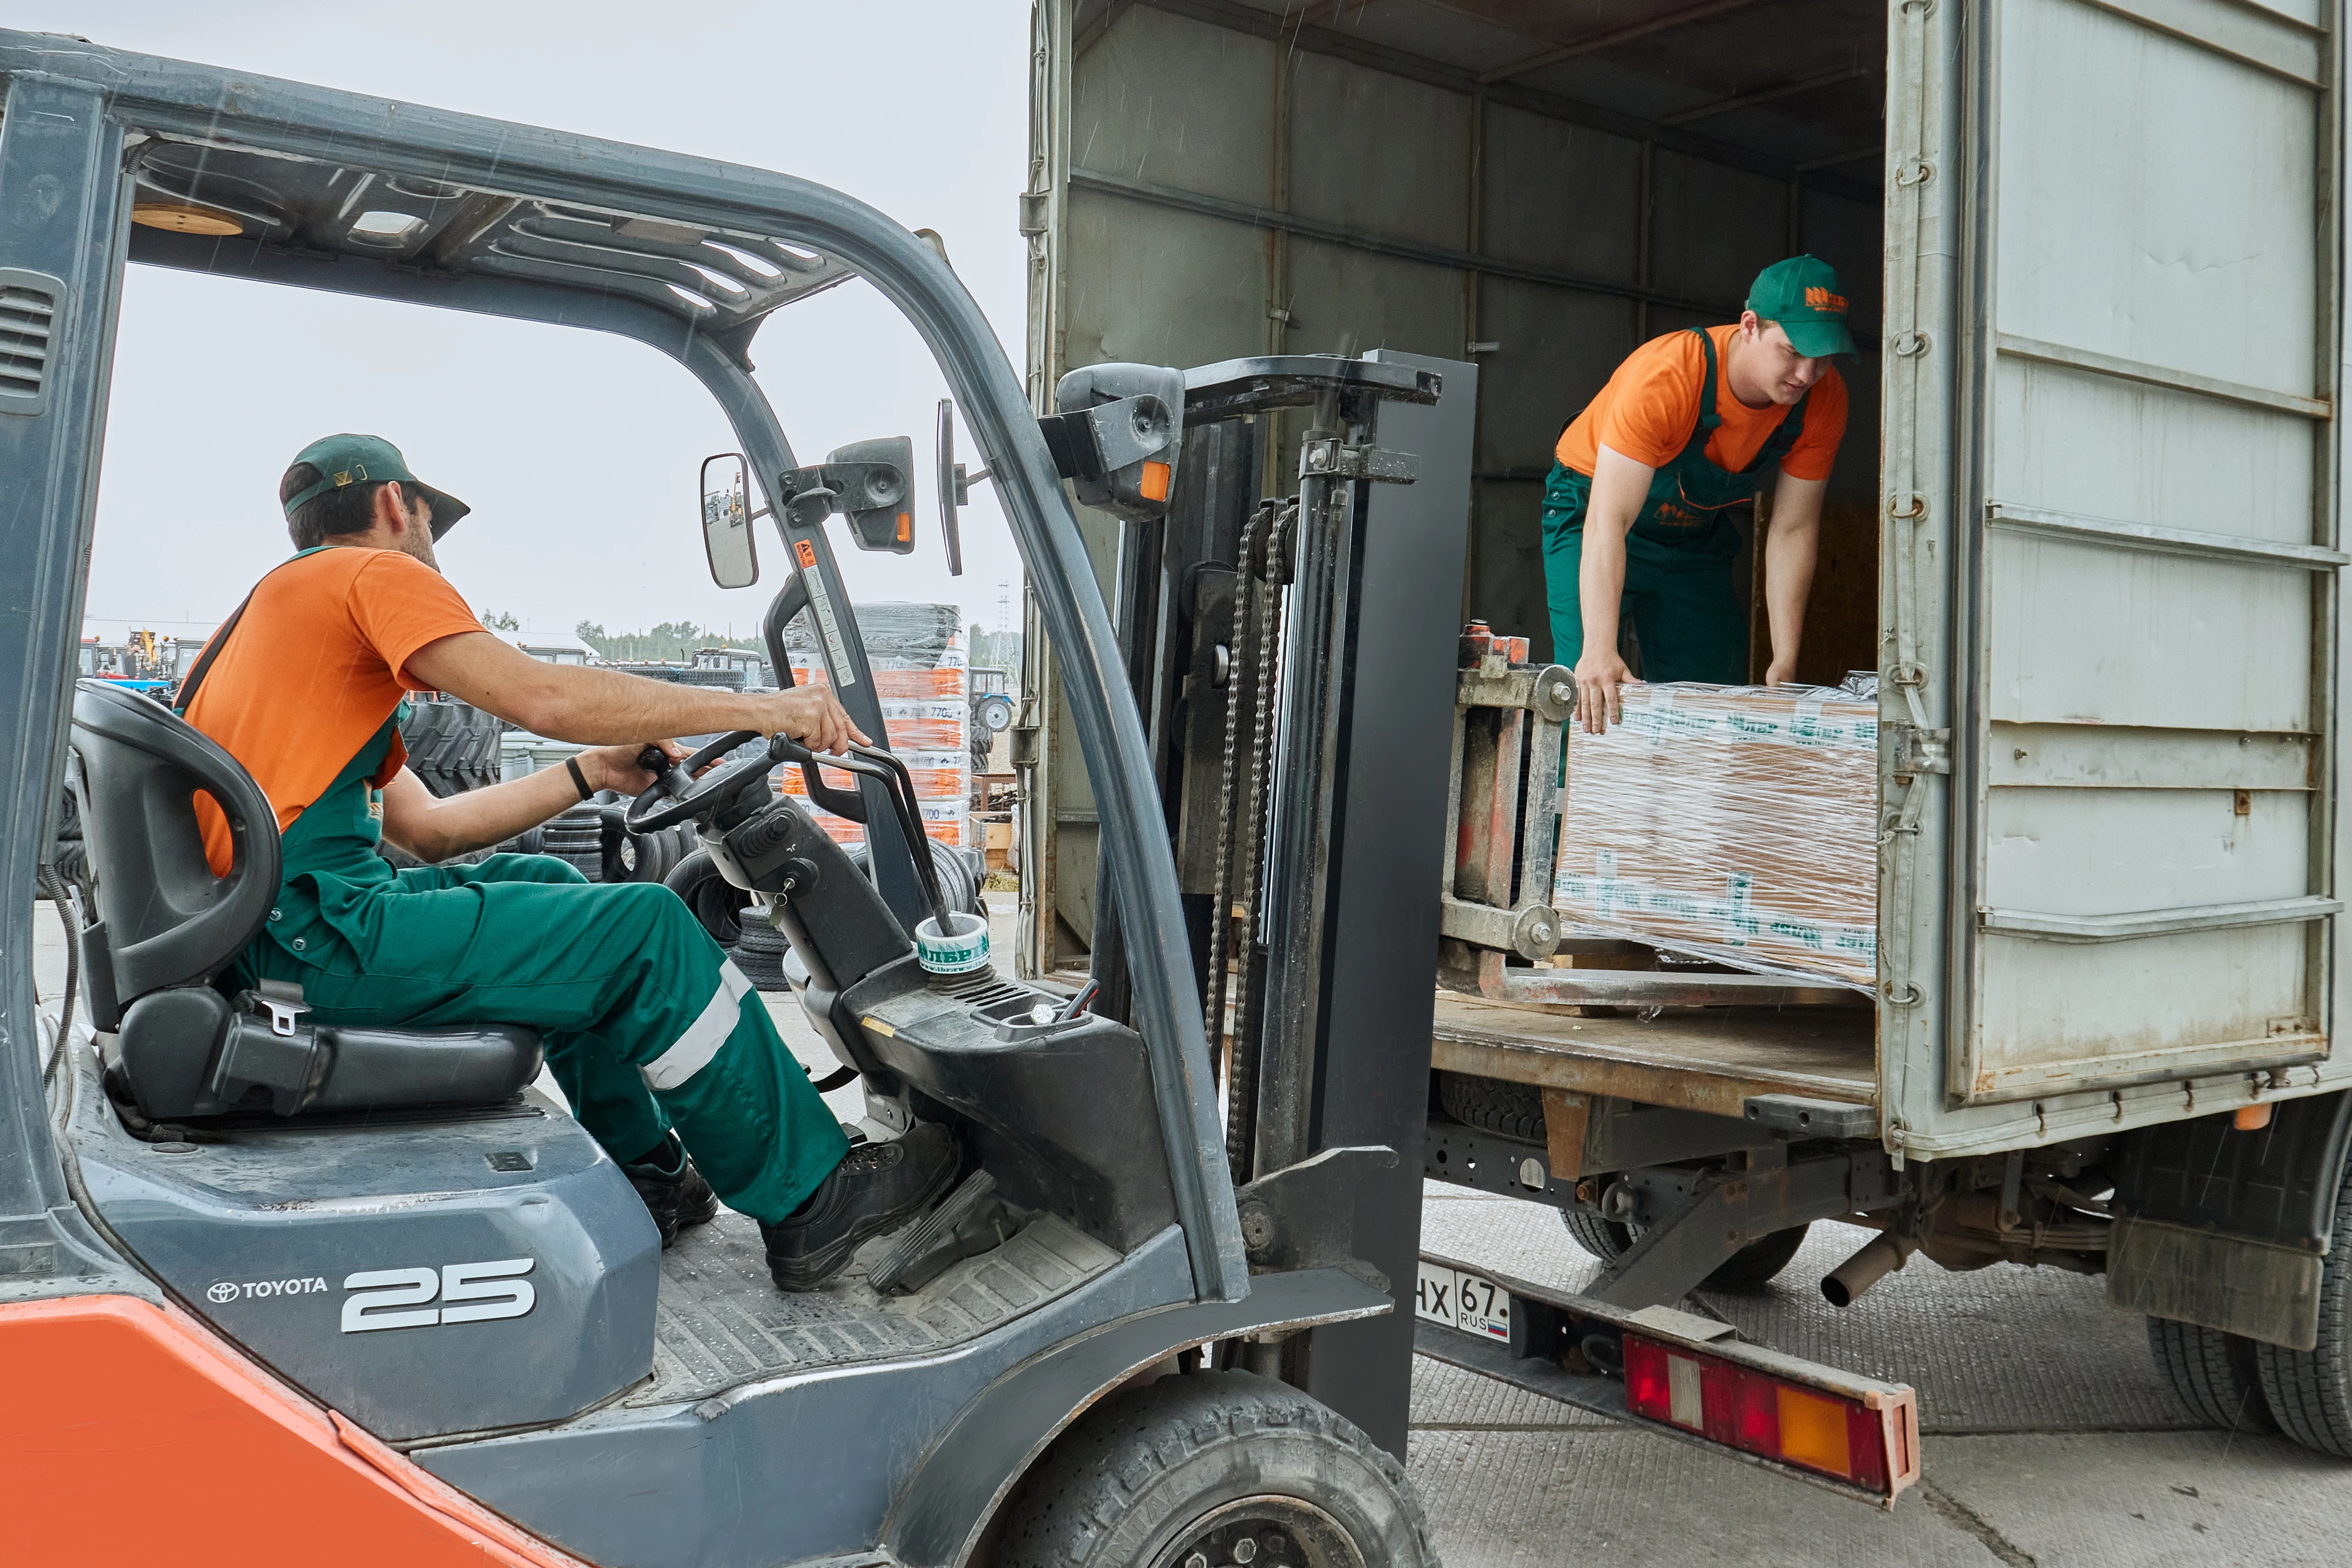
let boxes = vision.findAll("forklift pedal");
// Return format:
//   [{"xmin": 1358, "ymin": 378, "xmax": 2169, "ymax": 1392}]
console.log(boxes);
[{"xmin": 867, "ymin": 1169, "xmax": 1022, "ymax": 1294}]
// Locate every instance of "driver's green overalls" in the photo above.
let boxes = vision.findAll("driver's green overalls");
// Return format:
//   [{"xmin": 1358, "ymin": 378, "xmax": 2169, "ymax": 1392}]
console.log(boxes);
[
  {"xmin": 1539, "ymin": 328, "xmax": 1809, "ymax": 682},
  {"xmin": 230, "ymin": 712, "xmax": 847, "ymax": 1224}
]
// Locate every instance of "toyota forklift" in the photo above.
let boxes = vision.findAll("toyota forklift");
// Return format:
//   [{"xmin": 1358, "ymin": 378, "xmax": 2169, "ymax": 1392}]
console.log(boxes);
[
  {"xmin": 0, "ymin": 30, "xmax": 1428, "ymax": 1568},
  {"xmin": 0, "ymin": 29, "xmax": 1917, "ymax": 1568}
]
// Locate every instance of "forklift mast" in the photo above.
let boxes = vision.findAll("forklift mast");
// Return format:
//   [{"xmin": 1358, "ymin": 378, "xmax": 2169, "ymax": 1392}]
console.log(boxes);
[{"xmin": 1082, "ymin": 352, "xmax": 1476, "ymax": 1452}]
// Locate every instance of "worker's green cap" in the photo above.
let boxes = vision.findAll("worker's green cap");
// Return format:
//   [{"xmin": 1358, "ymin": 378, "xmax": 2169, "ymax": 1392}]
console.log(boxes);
[
  {"xmin": 1746, "ymin": 255, "xmax": 1858, "ymax": 360},
  {"xmin": 281, "ymin": 433, "xmax": 471, "ymax": 540}
]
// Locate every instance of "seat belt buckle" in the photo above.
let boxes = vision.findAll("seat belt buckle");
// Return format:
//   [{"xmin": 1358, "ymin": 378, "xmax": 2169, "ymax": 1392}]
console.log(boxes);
[{"xmin": 256, "ymin": 978, "xmax": 311, "ymax": 1037}]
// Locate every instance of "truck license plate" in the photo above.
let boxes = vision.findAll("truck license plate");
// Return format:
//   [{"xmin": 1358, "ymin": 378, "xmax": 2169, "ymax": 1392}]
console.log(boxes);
[{"xmin": 1415, "ymin": 1261, "xmax": 1511, "ymax": 1342}]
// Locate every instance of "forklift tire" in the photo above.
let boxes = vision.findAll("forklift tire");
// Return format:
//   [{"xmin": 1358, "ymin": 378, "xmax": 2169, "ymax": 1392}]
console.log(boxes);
[
  {"xmin": 996, "ymin": 1370, "xmax": 1436, "ymax": 1568},
  {"xmin": 2148, "ymin": 1317, "xmax": 2277, "ymax": 1435},
  {"xmin": 1557, "ymin": 1209, "xmax": 1811, "ymax": 1293},
  {"xmin": 2254, "ymin": 1154, "xmax": 2352, "ymax": 1456},
  {"xmin": 1435, "ymin": 1070, "xmax": 1544, "ymax": 1144}
]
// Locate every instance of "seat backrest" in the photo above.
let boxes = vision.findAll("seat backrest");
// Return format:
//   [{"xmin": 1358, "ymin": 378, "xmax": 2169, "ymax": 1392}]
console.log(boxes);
[{"xmin": 68, "ymin": 680, "xmax": 281, "ymax": 1010}]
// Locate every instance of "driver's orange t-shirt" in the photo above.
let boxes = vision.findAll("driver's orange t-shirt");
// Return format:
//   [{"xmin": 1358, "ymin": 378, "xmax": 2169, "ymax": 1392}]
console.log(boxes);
[{"xmin": 184, "ymin": 547, "xmax": 485, "ymax": 875}]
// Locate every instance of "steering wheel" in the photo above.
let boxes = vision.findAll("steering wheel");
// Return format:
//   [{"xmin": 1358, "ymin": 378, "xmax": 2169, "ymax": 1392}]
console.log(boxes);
[{"xmin": 622, "ymin": 730, "xmax": 768, "ymax": 834}]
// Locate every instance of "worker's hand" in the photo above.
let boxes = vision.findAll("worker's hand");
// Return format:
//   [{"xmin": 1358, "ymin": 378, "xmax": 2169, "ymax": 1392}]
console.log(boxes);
[
  {"xmin": 1763, "ymin": 657, "xmax": 1796, "ymax": 688},
  {"xmin": 761, "ymin": 684, "xmax": 870, "ymax": 755},
  {"xmin": 1572, "ymin": 649, "xmax": 1635, "ymax": 735},
  {"xmin": 582, "ymin": 739, "xmax": 689, "ymax": 795}
]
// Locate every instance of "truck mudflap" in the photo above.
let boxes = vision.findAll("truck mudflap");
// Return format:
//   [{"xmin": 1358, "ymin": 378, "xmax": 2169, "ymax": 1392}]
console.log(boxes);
[{"xmin": 1413, "ymin": 1250, "xmax": 1921, "ymax": 1511}]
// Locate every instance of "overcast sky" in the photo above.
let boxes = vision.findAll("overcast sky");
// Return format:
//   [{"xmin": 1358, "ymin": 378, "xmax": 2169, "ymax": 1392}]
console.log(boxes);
[{"xmin": 22, "ymin": 1, "xmax": 1033, "ymax": 648}]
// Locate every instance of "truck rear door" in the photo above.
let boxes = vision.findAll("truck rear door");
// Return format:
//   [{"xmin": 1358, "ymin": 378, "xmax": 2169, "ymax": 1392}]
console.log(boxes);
[{"xmin": 1894, "ymin": 0, "xmax": 2342, "ymax": 1130}]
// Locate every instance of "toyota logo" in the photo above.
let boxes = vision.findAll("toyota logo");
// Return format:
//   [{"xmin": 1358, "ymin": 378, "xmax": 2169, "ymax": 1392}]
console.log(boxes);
[{"xmin": 206, "ymin": 1282, "xmax": 239, "ymax": 1304}]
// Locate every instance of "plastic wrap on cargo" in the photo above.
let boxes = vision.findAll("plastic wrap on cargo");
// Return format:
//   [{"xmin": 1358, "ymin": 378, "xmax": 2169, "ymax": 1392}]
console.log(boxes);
[
  {"xmin": 1550, "ymin": 682, "xmax": 1877, "ymax": 989},
  {"xmin": 780, "ymin": 601, "xmax": 962, "ymax": 668},
  {"xmin": 783, "ymin": 633, "xmax": 971, "ymax": 848}
]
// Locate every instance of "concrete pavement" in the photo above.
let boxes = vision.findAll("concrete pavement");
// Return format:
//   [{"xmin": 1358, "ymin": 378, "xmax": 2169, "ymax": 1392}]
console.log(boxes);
[{"xmin": 1413, "ymin": 1184, "xmax": 2352, "ymax": 1566}]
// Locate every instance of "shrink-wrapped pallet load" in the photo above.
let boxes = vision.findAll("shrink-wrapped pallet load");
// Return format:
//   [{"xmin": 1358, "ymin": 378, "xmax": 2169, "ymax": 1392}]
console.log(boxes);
[
  {"xmin": 779, "ymin": 603, "xmax": 972, "ymax": 848},
  {"xmin": 1550, "ymin": 682, "xmax": 1878, "ymax": 989}
]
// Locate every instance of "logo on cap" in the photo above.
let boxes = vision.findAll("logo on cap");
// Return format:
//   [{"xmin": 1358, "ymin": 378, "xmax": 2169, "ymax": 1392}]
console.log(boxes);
[{"xmin": 1804, "ymin": 286, "xmax": 1849, "ymax": 315}]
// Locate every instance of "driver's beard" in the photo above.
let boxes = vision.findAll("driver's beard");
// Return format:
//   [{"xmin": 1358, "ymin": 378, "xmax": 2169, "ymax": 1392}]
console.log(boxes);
[{"xmin": 401, "ymin": 531, "xmax": 441, "ymax": 573}]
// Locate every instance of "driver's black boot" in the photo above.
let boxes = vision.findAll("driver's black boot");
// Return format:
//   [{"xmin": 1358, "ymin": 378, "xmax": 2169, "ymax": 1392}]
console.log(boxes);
[
  {"xmin": 624, "ymin": 1131, "xmax": 719, "ymax": 1248},
  {"xmin": 762, "ymin": 1122, "xmax": 960, "ymax": 1290}
]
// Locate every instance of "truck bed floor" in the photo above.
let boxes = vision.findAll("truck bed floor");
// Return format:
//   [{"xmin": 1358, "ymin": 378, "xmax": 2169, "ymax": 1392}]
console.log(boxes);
[{"xmin": 1430, "ymin": 992, "xmax": 1875, "ymax": 1121}]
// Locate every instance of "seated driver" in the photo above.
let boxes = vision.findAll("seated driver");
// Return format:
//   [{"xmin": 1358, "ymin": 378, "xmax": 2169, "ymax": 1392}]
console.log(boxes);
[{"xmin": 181, "ymin": 433, "xmax": 958, "ymax": 1291}]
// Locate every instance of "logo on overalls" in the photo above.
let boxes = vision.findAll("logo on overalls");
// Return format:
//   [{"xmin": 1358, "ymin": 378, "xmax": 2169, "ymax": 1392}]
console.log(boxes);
[{"xmin": 1804, "ymin": 286, "xmax": 1849, "ymax": 315}]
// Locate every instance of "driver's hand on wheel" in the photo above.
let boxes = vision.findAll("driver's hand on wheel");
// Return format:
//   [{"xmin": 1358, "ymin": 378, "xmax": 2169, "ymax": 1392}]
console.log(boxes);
[
  {"xmin": 763, "ymin": 685, "xmax": 869, "ymax": 755},
  {"xmin": 582, "ymin": 740, "xmax": 690, "ymax": 794}
]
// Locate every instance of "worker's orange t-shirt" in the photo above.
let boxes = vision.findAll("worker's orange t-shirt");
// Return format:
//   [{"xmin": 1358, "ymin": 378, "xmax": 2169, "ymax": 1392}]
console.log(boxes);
[
  {"xmin": 185, "ymin": 548, "xmax": 485, "ymax": 874},
  {"xmin": 1555, "ymin": 325, "xmax": 1848, "ymax": 482}
]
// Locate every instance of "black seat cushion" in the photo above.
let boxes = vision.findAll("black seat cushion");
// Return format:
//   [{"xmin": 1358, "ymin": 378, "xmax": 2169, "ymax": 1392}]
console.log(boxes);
[{"xmin": 108, "ymin": 985, "xmax": 543, "ymax": 1120}]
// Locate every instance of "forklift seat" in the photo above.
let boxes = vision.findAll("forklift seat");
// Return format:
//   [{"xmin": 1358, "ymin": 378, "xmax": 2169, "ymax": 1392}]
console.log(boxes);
[{"xmin": 66, "ymin": 680, "xmax": 542, "ymax": 1120}]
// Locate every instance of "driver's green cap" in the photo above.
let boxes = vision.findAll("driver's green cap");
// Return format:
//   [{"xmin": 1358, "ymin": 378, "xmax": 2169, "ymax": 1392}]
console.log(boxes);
[
  {"xmin": 1746, "ymin": 254, "xmax": 1858, "ymax": 360},
  {"xmin": 281, "ymin": 433, "xmax": 471, "ymax": 540}
]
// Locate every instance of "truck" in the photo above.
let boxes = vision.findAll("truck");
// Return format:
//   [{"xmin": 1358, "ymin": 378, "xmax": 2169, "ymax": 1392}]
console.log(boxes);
[{"xmin": 1017, "ymin": 0, "xmax": 2352, "ymax": 1456}]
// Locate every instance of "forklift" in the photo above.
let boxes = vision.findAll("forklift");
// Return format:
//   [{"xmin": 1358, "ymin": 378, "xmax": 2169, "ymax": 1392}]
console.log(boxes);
[{"xmin": 0, "ymin": 29, "xmax": 1916, "ymax": 1568}]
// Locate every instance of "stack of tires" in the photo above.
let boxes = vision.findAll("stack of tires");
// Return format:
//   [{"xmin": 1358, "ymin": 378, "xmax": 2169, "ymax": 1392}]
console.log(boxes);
[
  {"xmin": 608, "ymin": 664, "xmax": 746, "ymax": 691},
  {"xmin": 538, "ymin": 804, "xmax": 609, "ymax": 880},
  {"xmin": 401, "ymin": 695, "xmax": 504, "ymax": 797},
  {"xmin": 539, "ymin": 801, "xmax": 697, "ymax": 886},
  {"xmin": 382, "ymin": 697, "xmax": 514, "ymax": 870}
]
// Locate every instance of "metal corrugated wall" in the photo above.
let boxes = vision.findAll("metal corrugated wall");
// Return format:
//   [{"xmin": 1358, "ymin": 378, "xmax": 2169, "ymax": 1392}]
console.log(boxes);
[{"xmin": 1025, "ymin": 0, "xmax": 1885, "ymax": 969}]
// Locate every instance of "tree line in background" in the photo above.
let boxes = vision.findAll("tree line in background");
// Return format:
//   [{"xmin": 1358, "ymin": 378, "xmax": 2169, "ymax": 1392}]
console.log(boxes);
[
  {"xmin": 573, "ymin": 620, "xmax": 763, "ymax": 663},
  {"xmin": 480, "ymin": 612, "xmax": 1018, "ymax": 674}
]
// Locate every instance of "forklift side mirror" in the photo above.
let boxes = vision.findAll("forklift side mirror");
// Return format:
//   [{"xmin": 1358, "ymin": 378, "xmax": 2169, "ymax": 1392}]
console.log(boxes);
[
  {"xmin": 699, "ymin": 453, "xmax": 759, "ymax": 589},
  {"xmin": 934, "ymin": 398, "xmax": 983, "ymax": 577},
  {"xmin": 1047, "ymin": 362, "xmax": 1185, "ymax": 523},
  {"xmin": 825, "ymin": 436, "xmax": 917, "ymax": 555}
]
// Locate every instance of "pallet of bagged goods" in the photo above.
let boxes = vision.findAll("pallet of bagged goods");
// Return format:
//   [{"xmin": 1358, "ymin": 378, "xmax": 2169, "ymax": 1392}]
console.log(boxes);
[
  {"xmin": 1550, "ymin": 680, "xmax": 1878, "ymax": 990},
  {"xmin": 778, "ymin": 602, "xmax": 972, "ymax": 850}
]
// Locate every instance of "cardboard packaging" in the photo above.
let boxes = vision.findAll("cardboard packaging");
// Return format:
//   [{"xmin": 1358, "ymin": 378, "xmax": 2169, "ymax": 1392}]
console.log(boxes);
[{"xmin": 1550, "ymin": 683, "xmax": 1878, "ymax": 989}]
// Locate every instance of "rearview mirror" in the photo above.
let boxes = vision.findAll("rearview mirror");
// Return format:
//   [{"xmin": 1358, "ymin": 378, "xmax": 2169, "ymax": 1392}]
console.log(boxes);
[
  {"xmin": 825, "ymin": 436, "xmax": 916, "ymax": 555},
  {"xmin": 934, "ymin": 399, "xmax": 984, "ymax": 577},
  {"xmin": 698, "ymin": 453, "xmax": 759, "ymax": 589}
]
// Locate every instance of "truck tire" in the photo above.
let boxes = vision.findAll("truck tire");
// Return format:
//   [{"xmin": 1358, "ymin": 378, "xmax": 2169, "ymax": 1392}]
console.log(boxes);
[
  {"xmin": 664, "ymin": 849, "xmax": 751, "ymax": 948},
  {"xmin": 1556, "ymin": 1210, "xmax": 1810, "ymax": 1293},
  {"xmin": 2149, "ymin": 1317, "xmax": 2276, "ymax": 1434},
  {"xmin": 996, "ymin": 1370, "xmax": 1435, "ymax": 1568},
  {"xmin": 1435, "ymin": 1070, "xmax": 1545, "ymax": 1143},
  {"xmin": 1560, "ymin": 1208, "xmax": 1634, "ymax": 1262},
  {"xmin": 2255, "ymin": 1158, "xmax": 2352, "ymax": 1456}
]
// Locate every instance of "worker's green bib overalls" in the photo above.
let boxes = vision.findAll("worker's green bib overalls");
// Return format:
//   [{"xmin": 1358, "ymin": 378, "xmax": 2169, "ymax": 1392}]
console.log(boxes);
[
  {"xmin": 228, "ymin": 703, "xmax": 846, "ymax": 1224},
  {"xmin": 1540, "ymin": 329, "xmax": 1809, "ymax": 683}
]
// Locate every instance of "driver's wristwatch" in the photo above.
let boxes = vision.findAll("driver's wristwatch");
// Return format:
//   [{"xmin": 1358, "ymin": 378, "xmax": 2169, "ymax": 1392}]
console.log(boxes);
[{"xmin": 566, "ymin": 757, "xmax": 593, "ymax": 801}]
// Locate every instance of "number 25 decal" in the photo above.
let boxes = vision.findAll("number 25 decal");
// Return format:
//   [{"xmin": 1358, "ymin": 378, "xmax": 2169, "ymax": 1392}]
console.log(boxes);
[{"xmin": 341, "ymin": 1258, "xmax": 536, "ymax": 1333}]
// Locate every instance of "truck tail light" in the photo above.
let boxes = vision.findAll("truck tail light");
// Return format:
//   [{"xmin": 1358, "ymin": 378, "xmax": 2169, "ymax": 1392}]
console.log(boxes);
[{"xmin": 1622, "ymin": 1333, "xmax": 1914, "ymax": 1495}]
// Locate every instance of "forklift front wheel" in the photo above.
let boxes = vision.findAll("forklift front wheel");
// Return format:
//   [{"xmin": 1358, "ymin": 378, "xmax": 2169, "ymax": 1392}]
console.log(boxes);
[{"xmin": 995, "ymin": 1369, "xmax": 1436, "ymax": 1568}]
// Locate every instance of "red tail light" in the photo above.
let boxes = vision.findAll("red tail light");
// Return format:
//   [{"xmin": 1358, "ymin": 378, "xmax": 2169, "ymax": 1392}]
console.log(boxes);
[{"xmin": 1621, "ymin": 1332, "xmax": 1910, "ymax": 1495}]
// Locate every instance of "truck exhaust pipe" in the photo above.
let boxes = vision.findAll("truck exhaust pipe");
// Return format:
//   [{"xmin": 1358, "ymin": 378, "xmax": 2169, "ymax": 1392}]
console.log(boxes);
[{"xmin": 1821, "ymin": 1234, "xmax": 1915, "ymax": 1307}]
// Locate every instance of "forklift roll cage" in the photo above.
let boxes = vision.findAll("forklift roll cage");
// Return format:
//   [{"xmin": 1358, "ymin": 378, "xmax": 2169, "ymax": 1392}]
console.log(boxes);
[{"xmin": 0, "ymin": 31, "xmax": 1245, "ymax": 1305}]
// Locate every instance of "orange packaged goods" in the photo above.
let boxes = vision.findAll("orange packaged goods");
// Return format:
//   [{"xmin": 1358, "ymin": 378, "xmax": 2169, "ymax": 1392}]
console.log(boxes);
[
  {"xmin": 1550, "ymin": 683, "xmax": 1877, "ymax": 989},
  {"xmin": 784, "ymin": 636, "xmax": 973, "ymax": 848}
]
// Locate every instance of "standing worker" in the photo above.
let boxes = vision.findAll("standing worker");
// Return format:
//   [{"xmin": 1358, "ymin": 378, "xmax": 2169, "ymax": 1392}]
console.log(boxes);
[
  {"xmin": 180, "ymin": 434, "xmax": 962, "ymax": 1290},
  {"xmin": 1542, "ymin": 255, "xmax": 1855, "ymax": 733}
]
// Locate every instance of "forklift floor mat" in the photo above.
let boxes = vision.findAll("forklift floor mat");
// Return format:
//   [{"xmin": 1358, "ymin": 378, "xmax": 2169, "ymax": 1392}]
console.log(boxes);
[{"xmin": 631, "ymin": 1209, "xmax": 1121, "ymax": 1405}]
